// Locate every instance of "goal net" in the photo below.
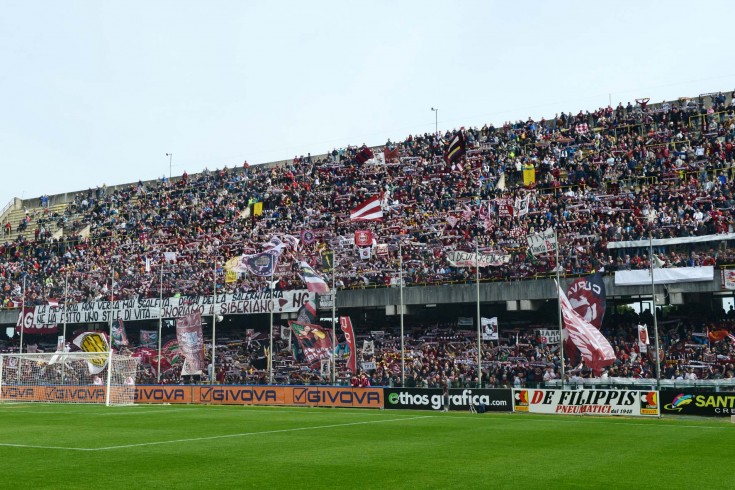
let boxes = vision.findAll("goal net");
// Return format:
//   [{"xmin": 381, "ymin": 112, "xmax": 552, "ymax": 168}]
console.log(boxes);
[{"xmin": 0, "ymin": 351, "xmax": 137, "ymax": 406}]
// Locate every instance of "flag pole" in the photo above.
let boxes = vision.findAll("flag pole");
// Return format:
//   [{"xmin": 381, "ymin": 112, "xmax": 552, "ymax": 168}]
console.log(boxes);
[
  {"xmin": 476, "ymin": 240, "xmax": 482, "ymax": 389},
  {"xmin": 649, "ymin": 233, "xmax": 661, "ymax": 392},
  {"xmin": 105, "ymin": 264, "xmax": 115, "ymax": 407},
  {"xmin": 331, "ymin": 251, "xmax": 337, "ymax": 385},
  {"xmin": 268, "ymin": 266, "xmax": 274, "ymax": 385},
  {"xmin": 157, "ymin": 261, "xmax": 163, "ymax": 384},
  {"xmin": 62, "ymin": 268, "xmax": 69, "ymax": 383},
  {"xmin": 19, "ymin": 274, "xmax": 26, "ymax": 354},
  {"xmin": 555, "ymin": 228, "xmax": 565, "ymax": 388},
  {"xmin": 211, "ymin": 258, "xmax": 217, "ymax": 385},
  {"xmin": 399, "ymin": 240, "xmax": 405, "ymax": 388}
]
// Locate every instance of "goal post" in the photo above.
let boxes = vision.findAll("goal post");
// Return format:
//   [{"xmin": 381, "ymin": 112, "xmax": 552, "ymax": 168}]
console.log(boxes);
[{"xmin": 0, "ymin": 351, "xmax": 137, "ymax": 406}]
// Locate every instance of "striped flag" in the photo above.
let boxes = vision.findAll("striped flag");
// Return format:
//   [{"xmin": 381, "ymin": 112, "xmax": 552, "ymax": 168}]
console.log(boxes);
[
  {"xmin": 444, "ymin": 132, "xmax": 466, "ymax": 166},
  {"xmin": 727, "ymin": 333, "xmax": 735, "ymax": 344},
  {"xmin": 298, "ymin": 261, "xmax": 330, "ymax": 293},
  {"xmin": 557, "ymin": 281, "xmax": 615, "ymax": 375},
  {"xmin": 350, "ymin": 195, "xmax": 383, "ymax": 221}
]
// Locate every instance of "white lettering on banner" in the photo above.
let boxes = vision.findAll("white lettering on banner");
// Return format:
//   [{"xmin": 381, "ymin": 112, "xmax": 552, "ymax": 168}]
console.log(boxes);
[
  {"xmin": 446, "ymin": 251, "xmax": 511, "ymax": 268},
  {"xmin": 512, "ymin": 389, "xmax": 660, "ymax": 417},
  {"xmin": 537, "ymin": 329, "xmax": 560, "ymax": 345},
  {"xmin": 33, "ymin": 290, "xmax": 314, "ymax": 324}
]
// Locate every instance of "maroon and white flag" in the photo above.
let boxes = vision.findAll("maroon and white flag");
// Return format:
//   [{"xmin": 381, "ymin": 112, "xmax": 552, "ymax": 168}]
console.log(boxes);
[
  {"xmin": 298, "ymin": 261, "xmax": 330, "ymax": 293},
  {"xmin": 16, "ymin": 307, "xmax": 58, "ymax": 335},
  {"xmin": 638, "ymin": 325, "xmax": 649, "ymax": 353},
  {"xmin": 557, "ymin": 282, "xmax": 615, "ymax": 375},
  {"xmin": 340, "ymin": 316, "xmax": 357, "ymax": 374},
  {"xmin": 350, "ymin": 195, "xmax": 383, "ymax": 221},
  {"xmin": 177, "ymin": 311, "xmax": 205, "ymax": 376}
]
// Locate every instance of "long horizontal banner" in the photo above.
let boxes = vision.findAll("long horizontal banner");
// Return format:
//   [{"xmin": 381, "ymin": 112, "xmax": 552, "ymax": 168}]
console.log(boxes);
[
  {"xmin": 512, "ymin": 389, "xmax": 659, "ymax": 417},
  {"xmin": 446, "ymin": 251, "xmax": 511, "ymax": 268},
  {"xmin": 0, "ymin": 385, "xmax": 383, "ymax": 408},
  {"xmin": 660, "ymin": 391, "xmax": 735, "ymax": 417},
  {"xmin": 614, "ymin": 266, "xmax": 713, "ymax": 286},
  {"xmin": 383, "ymin": 388, "xmax": 512, "ymax": 412},
  {"xmin": 32, "ymin": 290, "xmax": 314, "ymax": 325},
  {"xmin": 606, "ymin": 233, "xmax": 735, "ymax": 249}
]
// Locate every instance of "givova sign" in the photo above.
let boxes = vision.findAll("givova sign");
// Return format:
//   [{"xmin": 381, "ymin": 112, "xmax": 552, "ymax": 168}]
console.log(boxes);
[{"xmin": 513, "ymin": 389, "xmax": 659, "ymax": 417}]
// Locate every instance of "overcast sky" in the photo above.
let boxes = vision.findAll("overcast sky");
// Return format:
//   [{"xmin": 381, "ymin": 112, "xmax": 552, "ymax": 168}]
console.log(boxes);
[{"xmin": 2, "ymin": 0, "xmax": 734, "ymax": 207}]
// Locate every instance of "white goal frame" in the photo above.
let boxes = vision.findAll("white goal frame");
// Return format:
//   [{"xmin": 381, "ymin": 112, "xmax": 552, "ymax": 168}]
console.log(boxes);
[{"xmin": 0, "ymin": 351, "xmax": 137, "ymax": 406}]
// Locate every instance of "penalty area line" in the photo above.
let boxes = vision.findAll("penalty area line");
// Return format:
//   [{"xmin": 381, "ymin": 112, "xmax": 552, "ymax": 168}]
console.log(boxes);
[{"xmin": 0, "ymin": 415, "xmax": 434, "ymax": 452}]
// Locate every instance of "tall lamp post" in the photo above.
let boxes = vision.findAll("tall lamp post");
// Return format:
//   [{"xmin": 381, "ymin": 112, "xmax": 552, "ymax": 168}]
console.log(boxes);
[
  {"xmin": 431, "ymin": 107, "xmax": 438, "ymax": 135},
  {"xmin": 166, "ymin": 153, "xmax": 173, "ymax": 180}
]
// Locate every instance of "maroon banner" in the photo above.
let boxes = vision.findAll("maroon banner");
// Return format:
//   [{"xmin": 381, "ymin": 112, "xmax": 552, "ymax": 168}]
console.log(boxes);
[
  {"xmin": 340, "ymin": 316, "xmax": 357, "ymax": 374},
  {"xmin": 16, "ymin": 307, "xmax": 58, "ymax": 335},
  {"xmin": 289, "ymin": 321, "xmax": 332, "ymax": 363}
]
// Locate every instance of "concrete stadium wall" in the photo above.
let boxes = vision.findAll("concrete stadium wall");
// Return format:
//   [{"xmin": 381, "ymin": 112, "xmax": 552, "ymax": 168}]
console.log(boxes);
[{"xmin": 0, "ymin": 273, "xmax": 722, "ymax": 326}]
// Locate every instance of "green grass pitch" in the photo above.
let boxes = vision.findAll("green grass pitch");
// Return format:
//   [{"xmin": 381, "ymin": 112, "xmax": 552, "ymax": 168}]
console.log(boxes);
[{"xmin": 0, "ymin": 404, "xmax": 733, "ymax": 489}]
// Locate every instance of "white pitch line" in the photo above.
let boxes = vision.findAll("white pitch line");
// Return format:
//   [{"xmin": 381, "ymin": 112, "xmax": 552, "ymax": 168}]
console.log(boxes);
[{"xmin": 0, "ymin": 415, "xmax": 434, "ymax": 452}]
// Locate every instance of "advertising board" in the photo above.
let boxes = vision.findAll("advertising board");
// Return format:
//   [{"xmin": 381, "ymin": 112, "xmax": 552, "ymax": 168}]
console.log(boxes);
[
  {"xmin": 660, "ymin": 391, "xmax": 735, "ymax": 417},
  {"xmin": 512, "ymin": 389, "xmax": 659, "ymax": 417},
  {"xmin": 383, "ymin": 388, "xmax": 512, "ymax": 412}
]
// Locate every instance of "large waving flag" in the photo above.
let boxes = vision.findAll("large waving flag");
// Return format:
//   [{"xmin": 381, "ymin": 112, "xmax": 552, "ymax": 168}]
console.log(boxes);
[
  {"xmin": 299, "ymin": 261, "xmax": 330, "ymax": 293},
  {"xmin": 564, "ymin": 273, "xmax": 606, "ymax": 366},
  {"xmin": 350, "ymin": 195, "xmax": 383, "ymax": 221},
  {"xmin": 444, "ymin": 131, "xmax": 466, "ymax": 166},
  {"xmin": 289, "ymin": 321, "xmax": 333, "ymax": 363},
  {"xmin": 557, "ymin": 281, "xmax": 615, "ymax": 375}
]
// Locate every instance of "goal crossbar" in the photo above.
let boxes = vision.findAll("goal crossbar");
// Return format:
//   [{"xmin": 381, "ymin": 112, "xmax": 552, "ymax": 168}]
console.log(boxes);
[{"xmin": 0, "ymin": 351, "xmax": 137, "ymax": 406}]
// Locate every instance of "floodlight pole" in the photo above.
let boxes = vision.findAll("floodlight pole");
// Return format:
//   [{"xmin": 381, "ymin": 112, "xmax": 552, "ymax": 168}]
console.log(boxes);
[
  {"xmin": 157, "ymin": 262, "xmax": 164, "ymax": 384},
  {"xmin": 166, "ymin": 153, "xmax": 173, "ymax": 180},
  {"xmin": 431, "ymin": 107, "xmax": 438, "ymax": 135}
]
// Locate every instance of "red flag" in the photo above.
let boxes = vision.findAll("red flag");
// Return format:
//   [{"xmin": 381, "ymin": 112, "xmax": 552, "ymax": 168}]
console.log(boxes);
[
  {"xmin": 557, "ymin": 282, "xmax": 615, "ymax": 375},
  {"xmin": 340, "ymin": 316, "xmax": 357, "ymax": 374},
  {"xmin": 350, "ymin": 195, "xmax": 383, "ymax": 221},
  {"xmin": 383, "ymin": 147, "xmax": 399, "ymax": 162},
  {"xmin": 354, "ymin": 230, "xmax": 373, "ymax": 247},
  {"xmin": 289, "ymin": 321, "xmax": 333, "ymax": 363}
]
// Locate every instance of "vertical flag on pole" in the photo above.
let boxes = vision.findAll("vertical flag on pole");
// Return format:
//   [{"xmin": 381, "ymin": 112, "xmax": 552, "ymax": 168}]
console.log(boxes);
[
  {"xmin": 638, "ymin": 325, "xmax": 650, "ymax": 353},
  {"xmin": 339, "ymin": 316, "xmax": 357, "ymax": 374}
]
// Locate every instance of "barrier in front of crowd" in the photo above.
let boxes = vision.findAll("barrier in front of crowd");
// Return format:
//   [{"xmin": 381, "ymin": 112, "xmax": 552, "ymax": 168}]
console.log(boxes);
[
  {"xmin": 134, "ymin": 385, "xmax": 383, "ymax": 408},
  {"xmin": 659, "ymin": 390, "xmax": 735, "ymax": 417},
  {"xmin": 382, "ymin": 388, "xmax": 512, "ymax": 412},
  {"xmin": 512, "ymin": 388, "xmax": 660, "ymax": 417},
  {"xmin": 12, "ymin": 384, "xmax": 734, "ymax": 418}
]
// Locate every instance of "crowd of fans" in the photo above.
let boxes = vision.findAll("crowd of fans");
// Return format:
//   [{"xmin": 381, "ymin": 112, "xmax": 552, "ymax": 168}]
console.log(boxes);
[{"xmin": 2, "ymin": 90, "xmax": 735, "ymax": 384}]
